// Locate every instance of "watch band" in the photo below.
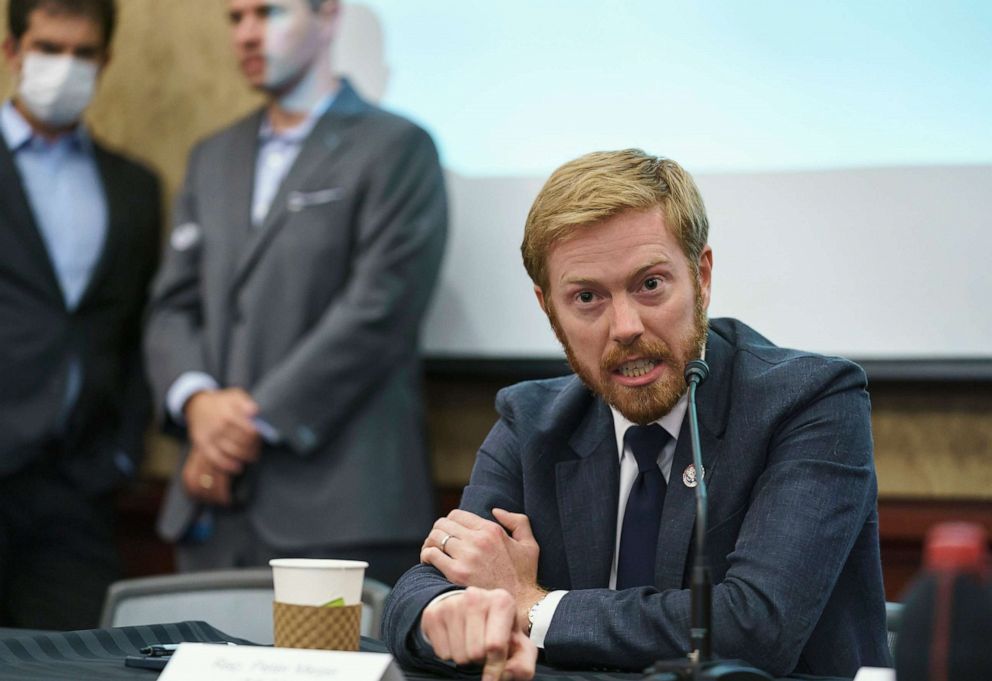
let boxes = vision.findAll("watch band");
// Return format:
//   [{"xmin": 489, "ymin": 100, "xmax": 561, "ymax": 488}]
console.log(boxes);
[{"xmin": 527, "ymin": 593, "xmax": 548, "ymax": 635}]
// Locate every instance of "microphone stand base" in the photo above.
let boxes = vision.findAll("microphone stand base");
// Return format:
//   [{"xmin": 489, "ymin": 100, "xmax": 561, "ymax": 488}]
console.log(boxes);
[{"xmin": 643, "ymin": 658, "xmax": 773, "ymax": 681}]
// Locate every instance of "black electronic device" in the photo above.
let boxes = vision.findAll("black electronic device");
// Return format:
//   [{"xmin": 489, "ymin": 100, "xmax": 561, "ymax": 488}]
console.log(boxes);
[{"xmin": 124, "ymin": 654, "xmax": 170, "ymax": 671}]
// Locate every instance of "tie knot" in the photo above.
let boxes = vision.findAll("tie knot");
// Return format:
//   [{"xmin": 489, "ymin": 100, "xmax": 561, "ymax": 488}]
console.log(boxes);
[{"xmin": 624, "ymin": 424, "xmax": 670, "ymax": 473}]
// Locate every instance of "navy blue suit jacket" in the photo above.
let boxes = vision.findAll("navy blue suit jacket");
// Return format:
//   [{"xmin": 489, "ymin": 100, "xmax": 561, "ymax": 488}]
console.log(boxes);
[{"xmin": 383, "ymin": 318, "xmax": 891, "ymax": 678}]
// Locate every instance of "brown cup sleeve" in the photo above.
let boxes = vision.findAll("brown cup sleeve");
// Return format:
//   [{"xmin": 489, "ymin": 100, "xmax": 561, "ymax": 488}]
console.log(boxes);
[{"xmin": 273, "ymin": 601, "xmax": 362, "ymax": 650}]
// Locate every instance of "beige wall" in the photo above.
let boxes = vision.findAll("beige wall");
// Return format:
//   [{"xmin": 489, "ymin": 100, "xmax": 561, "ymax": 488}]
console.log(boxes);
[{"xmin": 2, "ymin": 1, "xmax": 989, "ymax": 500}]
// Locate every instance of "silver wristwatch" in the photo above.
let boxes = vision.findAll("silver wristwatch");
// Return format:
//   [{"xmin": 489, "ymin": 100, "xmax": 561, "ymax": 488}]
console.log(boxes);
[{"xmin": 527, "ymin": 594, "xmax": 548, "ymax": 635}]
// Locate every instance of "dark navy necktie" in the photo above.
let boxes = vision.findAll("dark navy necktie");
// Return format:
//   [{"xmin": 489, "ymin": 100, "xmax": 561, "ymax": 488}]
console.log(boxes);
[{"xmin": 616, "ymin": 424, "xmax": 671, "ymax": 590}]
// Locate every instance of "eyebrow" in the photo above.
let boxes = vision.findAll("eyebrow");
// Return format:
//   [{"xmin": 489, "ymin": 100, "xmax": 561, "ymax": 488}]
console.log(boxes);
[
  {"xmin": 32, "ymin": 39, "xmax": 102, "ymax": 53},
  {"xmin": 558, "ymin": 257, "xmax": 673, "ymax": 288}
]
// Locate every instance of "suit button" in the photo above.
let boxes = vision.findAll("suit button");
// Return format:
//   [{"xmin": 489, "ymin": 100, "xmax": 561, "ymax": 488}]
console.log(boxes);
[{"xmin": 296, "ymin": 425, "xmax": 317, "ymax": 451}]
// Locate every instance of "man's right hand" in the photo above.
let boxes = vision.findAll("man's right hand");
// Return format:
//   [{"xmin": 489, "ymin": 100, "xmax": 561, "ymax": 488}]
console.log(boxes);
[
  {"xmin": 181, "ymin": 445, "xmax": 233, "ymax": 506},
  {"xmin": 420, "ymin": 587, "xmax": 537, "ymax": 681},
  {"xmin": 184, "ymin": 387, "xmax": 261, "ymax": 473}
]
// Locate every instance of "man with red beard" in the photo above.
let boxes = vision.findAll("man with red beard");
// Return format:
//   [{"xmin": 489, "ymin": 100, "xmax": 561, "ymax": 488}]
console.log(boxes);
[{"xmin": 382, "ymin": 150, "xmax": 890, "ymax": 680}]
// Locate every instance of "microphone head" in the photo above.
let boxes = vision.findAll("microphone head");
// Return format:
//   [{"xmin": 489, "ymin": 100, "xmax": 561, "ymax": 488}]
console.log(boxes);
[{"xmin": 684, "ymin": 359, "xmax": 710, "ymax": 386}]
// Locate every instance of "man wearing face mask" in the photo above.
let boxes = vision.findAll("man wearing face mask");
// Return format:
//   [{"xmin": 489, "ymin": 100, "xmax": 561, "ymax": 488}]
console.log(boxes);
[
  {"xmin": 145, "ymin": 0, "xmax": 446, "ymax": 584},
  {"xmin": 0, "ymin": 0, "xmax": 161, "ymax": 630}
]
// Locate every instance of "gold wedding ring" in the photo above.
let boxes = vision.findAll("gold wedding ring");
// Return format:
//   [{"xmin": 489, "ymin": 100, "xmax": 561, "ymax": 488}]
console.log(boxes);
[{"xmin": 199, "ymin": 473, "xmax": 215, "ymax": 489}]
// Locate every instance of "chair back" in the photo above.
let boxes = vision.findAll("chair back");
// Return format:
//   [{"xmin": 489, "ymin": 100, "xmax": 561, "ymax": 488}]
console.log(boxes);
[
  {"xmin": 100, "ymin": 568, "xmax": 390, "ymax": 643},
  {"xmin": 886, "ymin": 601, "xmax": 904, "ymax": 655}
]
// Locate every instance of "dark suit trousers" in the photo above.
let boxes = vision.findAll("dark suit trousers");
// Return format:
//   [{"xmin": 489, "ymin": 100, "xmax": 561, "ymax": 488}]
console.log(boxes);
[{"xmin": 0, "ymin": 457, "xmax": 120, "ymax": 630}]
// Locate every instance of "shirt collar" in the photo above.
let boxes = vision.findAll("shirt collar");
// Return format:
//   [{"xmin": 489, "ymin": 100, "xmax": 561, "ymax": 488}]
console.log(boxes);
[
  {"xmin": 1, "ymin": 100, "xmax": 32, "ymax": 151},
  {"xmin": 258, "ymin": 91, "xmax": 337, "ymax": 144},
  {"xmin": 0, "ymin": 100, "xmax": 92, "ymax": 153}
]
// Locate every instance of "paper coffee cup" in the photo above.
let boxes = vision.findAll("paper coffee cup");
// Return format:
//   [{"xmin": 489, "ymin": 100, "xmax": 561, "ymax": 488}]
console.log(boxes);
[
  {"xmin": 270, "ymin": 559, "xmax": 368, "ymax": 650},
  {"xmin": 269, "ymin": 558, "xmax": 368, "ymax": 606}
]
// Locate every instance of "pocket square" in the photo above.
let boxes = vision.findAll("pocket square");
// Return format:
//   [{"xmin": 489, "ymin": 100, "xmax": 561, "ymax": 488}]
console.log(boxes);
[
  {"xmin": 287, "ymin": 187, "xmax": 345, "ymax": 212},
  {"xmin": 169, "ymin": 222, "xmax": 201, "ymax": 251}
]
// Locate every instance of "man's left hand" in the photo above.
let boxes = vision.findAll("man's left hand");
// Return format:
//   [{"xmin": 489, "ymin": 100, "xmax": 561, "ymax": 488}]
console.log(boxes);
[
  {"xmin": 181, "ymin": 445, "xmax": 233, "ymax": 506},
  {"xmin": 421, "ymin": 508, "xmax": 545, "ymax": 631}
]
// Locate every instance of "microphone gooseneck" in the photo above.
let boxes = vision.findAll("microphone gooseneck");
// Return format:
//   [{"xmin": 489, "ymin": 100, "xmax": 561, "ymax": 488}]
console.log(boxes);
[
  {"xmin": 684, "ymin": 360, "xmax": 711, "ymax": 665},
  {"xmin": 645, "ymin": 359, "xmax": 772, "ymax": 679}
]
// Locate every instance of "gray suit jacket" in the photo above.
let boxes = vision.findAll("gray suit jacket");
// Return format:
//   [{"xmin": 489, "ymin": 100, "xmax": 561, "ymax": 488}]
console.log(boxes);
[
  {"xmin": 0, "ymin": 135, "xmax": 160, "ymax": 495},
  {"xmin": 382, "ymin": 318, "xmax": 890, "ymax": 678},
  {"xmin": 146, "ymin": 82, "xmax": 447, "ymax": 548}
]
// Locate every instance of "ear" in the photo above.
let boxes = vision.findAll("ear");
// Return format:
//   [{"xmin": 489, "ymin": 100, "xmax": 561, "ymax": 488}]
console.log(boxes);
[
  {"xmin": 697, "ymin": 245, "xmax": 713, "ymax": 311},
  {"xmin": 2, "ymin": 35, "xmax": 18, "ymax": 67},
  {"xmin": 318, "ymin": 0, "xmax": 341, "ymax": 32},
  {"xmin": 534, "ymin": 284, "xmax": 549, "ymax": 316},
  {"xmin": 97, "ymin": 49, "xmax": 112, "ymax": 75}
]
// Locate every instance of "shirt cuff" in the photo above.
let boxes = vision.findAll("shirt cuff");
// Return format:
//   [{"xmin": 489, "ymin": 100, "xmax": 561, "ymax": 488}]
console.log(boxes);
[
  {"xmin": 529, "ymin": 589, "xmax": 568, "ymax": 649},
  {"xmin": 166, "ymin": 372, "xmax": 219, "ymax": 424},
  {"xmin": 253, "ymin": 416, "xmax": 282, "ymax": 445}
]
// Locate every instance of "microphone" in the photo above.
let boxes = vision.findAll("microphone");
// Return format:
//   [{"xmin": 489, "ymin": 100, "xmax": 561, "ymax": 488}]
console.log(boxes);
[
  {"xmin": 683, "ymin": 360, "xmax": 711, "ymax": 664},
  {"xmin": 684, "ymin": 359, "xmax": 710, "ymax": 386},
  {"xmin": 644, "ymin": 360, "xmax": 771, "ymax": 681}
]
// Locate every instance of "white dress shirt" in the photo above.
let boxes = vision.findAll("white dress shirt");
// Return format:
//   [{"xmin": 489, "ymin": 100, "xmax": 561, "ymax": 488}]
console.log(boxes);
[{"xmin": 529, "ymin": 393, "xmax": 688, "ymax": 648}]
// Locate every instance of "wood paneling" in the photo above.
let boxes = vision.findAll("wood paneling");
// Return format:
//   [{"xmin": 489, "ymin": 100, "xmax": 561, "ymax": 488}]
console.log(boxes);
[{"xmin": 872, "ymin": 383, "xmax": 992, "ymax": 499}]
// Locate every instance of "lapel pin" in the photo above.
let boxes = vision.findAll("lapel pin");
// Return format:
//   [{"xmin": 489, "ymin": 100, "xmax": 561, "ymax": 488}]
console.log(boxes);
[{"xmin": 682, "ymin": 463, "xmax": 704, "ymax": 488}]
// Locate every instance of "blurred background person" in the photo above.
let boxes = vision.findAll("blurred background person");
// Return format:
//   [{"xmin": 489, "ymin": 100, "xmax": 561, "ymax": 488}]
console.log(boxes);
[
  {"xmin": 0, "ymin": 0, "xmax": 160, "ymax": 630},
  {"xmin": 145, "ymin": 0, "xmax": 447, "ymax": 585}
]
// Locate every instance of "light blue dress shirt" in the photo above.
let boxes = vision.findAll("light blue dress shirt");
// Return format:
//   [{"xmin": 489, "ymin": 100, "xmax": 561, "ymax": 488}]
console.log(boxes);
[
  {"xmin": 251, "ymin": 95, "xmax": 334, "ymax": 228},
  {"xmin": 0, "ymin": 101, "xmax": 107, "ymax": 309},
  {"xmin": 0, "ymin": 102, "xmax": 114, "ymax": 457}
]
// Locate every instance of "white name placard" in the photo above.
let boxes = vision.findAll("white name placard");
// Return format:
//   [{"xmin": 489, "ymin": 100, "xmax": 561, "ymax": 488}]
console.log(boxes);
[{"xmin": 158, "ymin": 643, "xmax": 406, "ymax": 681}]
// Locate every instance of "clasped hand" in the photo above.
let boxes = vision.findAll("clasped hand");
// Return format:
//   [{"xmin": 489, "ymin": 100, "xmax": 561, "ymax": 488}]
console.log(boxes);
[
  {"xmin": 421, "ymin": 587, "xmax": 537, "ymax": 681},
  {"xmin": 419, "ymin": 509, "xmax": 545, "ymax": 680},
  {"xmin": 180, "ymin": 387, "xmax": 261, "ymax": 505}
]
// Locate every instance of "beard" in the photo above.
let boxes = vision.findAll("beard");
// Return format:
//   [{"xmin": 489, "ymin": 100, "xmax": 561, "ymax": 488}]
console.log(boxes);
[{"xmin": 548, "ymin": 288, "xmax": 709, "ymax": 425}]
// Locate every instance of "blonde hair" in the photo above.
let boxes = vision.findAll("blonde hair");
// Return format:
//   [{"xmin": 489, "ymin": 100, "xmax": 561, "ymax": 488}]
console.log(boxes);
[{"xmin": 522, "ymin": 149, "xmax": 708, "ymax": 290}]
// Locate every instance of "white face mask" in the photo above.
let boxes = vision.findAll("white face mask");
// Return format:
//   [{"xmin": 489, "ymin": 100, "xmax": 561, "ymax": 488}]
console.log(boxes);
[{"xmin": 17, "ymin": 52, "xmax": 98, "ymax": 128}]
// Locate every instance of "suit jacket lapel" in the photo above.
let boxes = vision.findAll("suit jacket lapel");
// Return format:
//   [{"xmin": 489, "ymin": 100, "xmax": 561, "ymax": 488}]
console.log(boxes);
[
  {"xmin": 205, "ymin": 111, "xmax": 261, "ymax": 383},
  {"xmin": 230, "ymin": 82, "xmax": 369, "ymax": 292},
  {"xmin": 223, "ymin": 108, "xmax": 264, "ymax": 269},
  {"xmin": 77, "ymin": 145, "xmax": 123, "ymax": 308},
  {"xmin": 0, "ymin": 137, "xmax": 64, "ymax": 302},
  {"xmin": 655, "ymin": 328, "xmax": 734, "ymax": 589},
  {"xmin": 555, "ymin": 398, "xmax": 620, "ymax": 589}
]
